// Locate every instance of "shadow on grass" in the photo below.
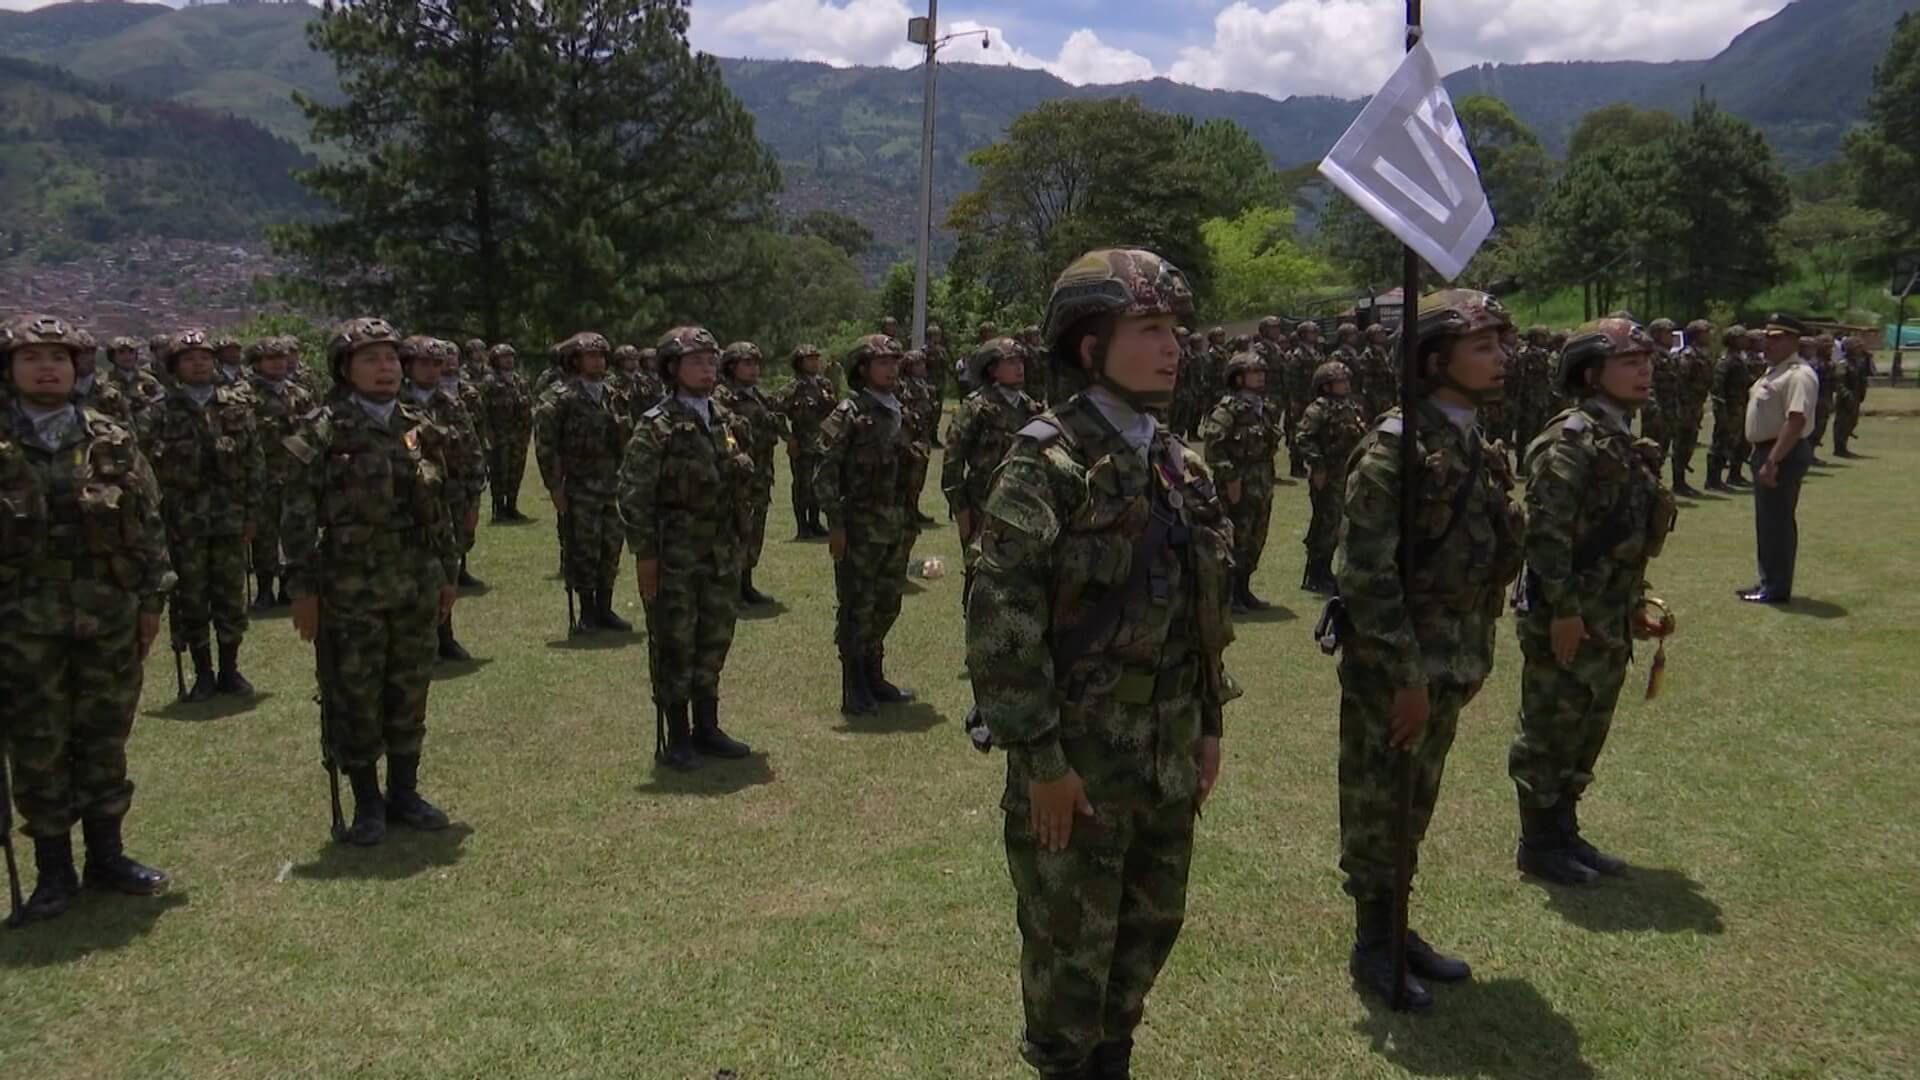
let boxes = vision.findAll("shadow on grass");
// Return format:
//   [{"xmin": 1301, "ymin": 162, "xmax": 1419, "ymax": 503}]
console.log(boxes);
[
  {"xmin": 146, "ymin": 691, "xmax": 275, "ymax": 723},
  {"xmin": 1238, "ymin": 603, "xmax": 1300, "ymax": 624},
  {"xmin": 456, "ymin": 582, "xmax": 493, "ymax": 598},
  {"xmin": 291, "ymin": 822, "xmax": 475, "ymax": 882},
  {"xmin": 1774, "ymin": 598, "xmax": 1848, "ymax": 619},
  {"xmin": 486, "ymin": 515, "xmax": 542, "ymax": 527},
  {"xmin": 1530, "ymin": 866, "xmax": 1725, "ymax": 935},
  {"xmin": 738, "ymin": 599, "xmax": 790, "ymax": 622},
  {"xmin": 637, "ymin": 752, "xmax": 775, "ymax": 796},
  {"xmin": 1356, "ymin": 976, "xmax": 1593, "ymax": 1079},
  {"xmin": 431, "ymin": 656, "xmax": 496, "ymax": 682},
  {"xmin": 834, "ymin": 702, "xmax": 947, "ymax": 735},
  {"xmin": 251, "ymin": 604, "xmax": 293, "ymax": 622},
  {"xmin": 0, "ymin": 891, "xmax": 190, "ymax": 970},
  {"xmin": 545, "ymin": 630, "xmax": 641, "ymax": 652}
]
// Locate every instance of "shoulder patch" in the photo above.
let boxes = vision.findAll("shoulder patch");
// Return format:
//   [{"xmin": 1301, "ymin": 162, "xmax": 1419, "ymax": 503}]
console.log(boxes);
[
  {"xmin": 642, "ymin": 403, "xmax": 666, "ymax": 420},
  {"xmin": 1376, "ymin": 416, "xmax": 1403, "ymax": 436},
  {"xmin": 1017, "ymin": 417, "xmax": 1062, "ymax": 445},
  {"xmin": 1561, "ymin": 411, "xmax": 1590, "ymax": 434}
]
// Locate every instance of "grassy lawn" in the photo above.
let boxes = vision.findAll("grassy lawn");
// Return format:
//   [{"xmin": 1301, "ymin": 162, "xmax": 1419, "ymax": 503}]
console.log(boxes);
[{"xmin": 4, "ymin": 392, "xmax": 1918, "ymax": 1079}]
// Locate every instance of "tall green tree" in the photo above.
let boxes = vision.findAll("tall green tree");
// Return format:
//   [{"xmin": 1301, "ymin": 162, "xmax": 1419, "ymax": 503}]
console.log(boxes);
[
  {"xmin": 1664, "ymin": 98, "xmax": 1790, "ymax": 313},
  {"xmin": 1845, "ymin": 12, "xmax": 1920, "ymax": 243},
  {"xmin": 1566, "ymin": 103, "xmax": 1682, "ymax": 160},
  {"xmin": 1176, "ymin": 115, "xmax": 1288, "ymax": 220},
  {"xmin": 1200, "ymin": 205, "xmax": 1323, "ymax": 319},
  {"xmin": 1780, "ymin": 199, "xmax": 1889, "ymax": 310},
  {"xmin": 1455, "ymin": 95, "xmax": 1554, "ymax": 228},
  {"xmin": 946, "ymin": 97, "xmax": 1213, "ymax": 315}
]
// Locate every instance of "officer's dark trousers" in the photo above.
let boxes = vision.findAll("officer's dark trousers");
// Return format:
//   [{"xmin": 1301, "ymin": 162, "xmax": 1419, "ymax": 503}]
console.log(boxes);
[{"xmin": 1750, "ymin": 439, "xmax": 1812, "ymax": 598}]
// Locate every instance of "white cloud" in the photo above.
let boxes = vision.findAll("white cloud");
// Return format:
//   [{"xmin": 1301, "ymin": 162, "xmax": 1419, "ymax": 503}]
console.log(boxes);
[{"xmin": 1050, "ymin": 29, "xmax": 1158, "ymax": 86}]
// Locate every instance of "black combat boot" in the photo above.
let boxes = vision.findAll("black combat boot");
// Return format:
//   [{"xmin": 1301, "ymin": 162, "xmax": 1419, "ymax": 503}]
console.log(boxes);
[
  {"xmin": 656, "ymin": 702, "xmax": 701, "ymax": 771},
  {"xmin": 504, "ymin": 497, "xmax": 529, "ymax": 523},
  {"xmin": 1516, "ymin": 800, "xmax": 1598, "ymax": 885},
  {"xmin": 1672, "ymin": 459, "xmax": 1699, "ymax": 497},
  {"xmin": 841, "ymin": 654, "xmax": 878, "ymax": 716},
  {"xmin": 342, "ymin": 765, "xmax": 387, "ymax": 846},
  {"xmin": 1704, "ymin": 457, "xmax": 1727, "ymax": 492},
  {"xmin": 865, "ymin": 648, "xmax": 915, "ymax": 704},
  {"xmin": 1559, "ymin": 797, "xmax": 1627, "ymax": 877},
  {"xmin": 385, "ymin": 754, "xmax": 450, "ymax": 831},
  {"xmin": 276, "ymin": 578, "xmax": 293, "ymax": 606},
  {"xmin": 1317, "ymin": 558, "xmax": 1343, "ymax": 595},
  {"xmin": 185, "ymin": 644, "xmax": 218, "ymax": 703},
  {"xmin": 22, "ymin": 833, "xmax": 80, "ymax": 923},
  {"xmin": 571, "ymin": 589, "xmax": 599, "ymax": 635},
  {"xmin": 1726, "ymin": 460, "xmax": 1749, "ymax": 487},
  {"xmin": 80, "ymin": 817, "xmax": 169, "ymax": 895},
  {"xmin": 596, "ymin": 587, "xmax": 632, "ymax": 632},
  {"xmin": 805, "ymin": 509, "xmax": 829, "ymax": 539},
  {"xmin": 1404, "ymin": 927, "xmax": 1472, "ymax": 982},
  {"xmin": 457, "ymin": 556, "xmax": 484, "ymax": 589},
  {"xmin": 690, "ymin": 697, "xmax": 752, "ymax": 758},
  {"xmin": 436, "ymin": 616, "xmax": 472, "ymax": 662},
  {"xmin": 1349, "ymin": 898, "xmax": 1433, "ymax": 1011},
  {"xmin": 1238, "ymin": 571, "xmax": 1273, "ymax": 611},
  {"xmin": 1087, "ymin": 1038, "xmax": 1133, "ymax": 1079},
  {"xmin": 215, "ymin": 640, "xmax": 253, "ymax": 695},
  {"xmin": 252, "ymin": 572, "xmax": 276, "ymax": 611},
  {"xmin": 740, "ymin": 570, "xmax": 774, "ymax": 606}
]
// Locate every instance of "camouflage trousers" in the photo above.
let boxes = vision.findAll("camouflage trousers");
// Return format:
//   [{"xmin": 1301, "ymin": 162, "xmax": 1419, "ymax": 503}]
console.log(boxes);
[
  {"xmin": 641, "ymin": 559, "xmax": 740, "ymax": 703},
  {"xmin": 1337, "ymin": 654, "xmax": 1472, "ymax": 903},
  {"xmin": 1639, "ymin": 409, "xmax": 1670, "ymax": 460},
  {"xmin": 743, "ymin": 486, "xmax": 772, "ymax": 571},
  {"xmin": 1228, "ymin": 473, "xmax": 1273, "ymax": 575},
  {"xmin": 1, "ymin": 613, "xmax": 143, "ymax": 837},
  {"xmin": 1286, "ymin": 403, "xmax": 1307, "ymax": 471},
  {"xmin": 489, "ymin": 431, "xmax": 530, "ymax": 508},
  {"xmin": 1004, "ymin": 799, "xmax": 1196, "ymax": 1076},
  {"xmin": 452, "ymin": 493, "xmax": 479, "ymax": 557},
  {"xmin": 167, "ymin": 531, "xmax": 249, "ymax": 649},
  {"xmin": 559, "ymin": 498, "xmax": 624, "ymax": 593},
  {"xmin": 1811, "ymin": 395, "xmax": 1833, "ymax": 447},
  {"xmin": 1304, "ymin": 472, "xmax": 1348, "ymax": 564},
  {"xmin": 320, "ymin": 586, "xmax": 438, "ymax": 768},
  {"xmin": 1509, "ymin": 629, "xmax": 1628, "ymax": 811},
  {"xmin": 1671, "ymin": 416, "xmax": 1704, "ymax": 474},
  {"xmin": 833, "ymin": 512, "xmax": 914, "ymax": 656},
  {"xmin": 1833, "ymin": 395, "xmax": 1860, "ymax": 451},
  {"xmin": 1709, "ymin": 406, "xmax": 1748, "ymax": 470},
  {"xmin": 252, "ymin": 481, "xmax": 286, "ymax": 574},
  {"xmin": 789, "ymin": 452, "xmax": 823, "ymax": 521}
]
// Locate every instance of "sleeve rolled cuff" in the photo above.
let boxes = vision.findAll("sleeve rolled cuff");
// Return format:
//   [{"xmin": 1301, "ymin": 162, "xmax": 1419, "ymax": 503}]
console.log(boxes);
[{"xmin": 1008, "ymin": 739, "xmax": 1069, "ymax": 783}]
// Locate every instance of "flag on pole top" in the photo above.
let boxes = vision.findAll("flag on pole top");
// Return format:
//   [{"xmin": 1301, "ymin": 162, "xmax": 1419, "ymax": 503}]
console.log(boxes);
[{"xmin": 1319, "ymin": 41, "xmax": 1494, "ymax": 282}]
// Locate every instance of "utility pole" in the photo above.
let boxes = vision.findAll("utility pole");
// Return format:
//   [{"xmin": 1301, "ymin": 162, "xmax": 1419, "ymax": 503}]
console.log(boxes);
[{"xmin": 909, "ymin": 0, "xmax": 938, "ymax": 351}]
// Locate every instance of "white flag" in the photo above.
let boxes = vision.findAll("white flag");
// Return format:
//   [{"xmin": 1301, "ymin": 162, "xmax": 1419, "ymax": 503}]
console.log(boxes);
[{"xmin": 1318, "ymin": 41, "xmax": 1494, "ymax": 282}]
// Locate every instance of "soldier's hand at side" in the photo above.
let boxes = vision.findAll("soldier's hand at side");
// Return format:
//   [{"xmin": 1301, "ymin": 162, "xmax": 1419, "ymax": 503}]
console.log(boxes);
[
  {"xmin": 1389, "ymin": 685, "xmax": 1429, "ymax": 749},
  {"xmin": 292, "ymin": 596, "xmax": 320, "ymax": 642},
  {"xmin": 1029, "ymin": 770, "xmax": 1095, "ymax": 852},
  {"xmin": 136, "ymin": 613, "xmax": 159, "ymax": 661},
  {"xmin": 551, "ymin": 490, "xmax": 569, "ymax": 515},
  {"xmin": 1197, "ymin": 736, "xmax": 1222, "ymax": 805},
  {"xmin": 1225, "ymin": 479, "xmax": 1243, "ymax": 505},
  {"xmin": 438, "ymin": 586, "xmax": 457, "ymax": 621},
  {"xmin": 955, "ymin": 509, "xmax": 975, "ymax": 544},
  {"xmin": 464, "ymin": 507, "xmax": 479, "ymax": 533},
  {"xmin": 1550, "ymin": 615, "xmax": 1587, "ymax": 666},
  {"xmin": 1631, "ymin": 603, "xmax": 1672, "ymax": 640},
  {"xmin": 828, "ymin": 527, "xmax": 848, "ymax": 562},
  {"xmin": 637, "ymin": 558, "xmax": 660, "ymax": 601},
  {"xmin": 242, "ymin": 521, "xmax": 256, "ymax": 546},
  {"xmin": 1310, "ymin": 469, "xmax": 1326, "ymax": 491}
]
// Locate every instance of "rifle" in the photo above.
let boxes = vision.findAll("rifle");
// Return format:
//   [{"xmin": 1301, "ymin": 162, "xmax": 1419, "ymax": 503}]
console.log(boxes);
[
  {"xmin": 559, "ymin": 498, "xmax": 578, "ymax": 637},
  {"xmin": 1, "ymin": 749, "xmax": 23, "ymax": 928},
  {"xmin": 313, "ymin": 605, "xmax": 346, "ymax": 842},
  {"xmin": 643, "ymin": 580, "xmax": 664, "ymax": 761}
]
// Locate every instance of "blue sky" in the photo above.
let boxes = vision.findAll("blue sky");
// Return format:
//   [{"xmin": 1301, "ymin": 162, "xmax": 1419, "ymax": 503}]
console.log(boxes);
[{"xmin": 0, "ymin": 0, "xmax": 1797, "ymax": 99}]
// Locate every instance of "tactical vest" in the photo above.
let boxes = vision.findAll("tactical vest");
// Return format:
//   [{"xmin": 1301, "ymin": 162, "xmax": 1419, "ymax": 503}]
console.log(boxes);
[
  {"xmin": 316, "ymin": 401, "xmax": 448, "ymax": 562},
  {"xmin": 830, "ymin": 395, "xmax": 924, "ymax": 515},
  {"xmin": 146, "ymin": 389, "xmax": 252, "ymax": 497},
  {"xmin": 0, "ymin": 412, "xmax": 151, "ymax": 598},
  {"xmin": 1377, "ymin": 408, "xmax": 1525, "ymax": 611},
  {"xmin": 554, "ymin": 385, "xmax": 633, "ymax": 498},
  {"xmin": 642, "ymin": 399, "xmax": 756, "ymax": 532}
]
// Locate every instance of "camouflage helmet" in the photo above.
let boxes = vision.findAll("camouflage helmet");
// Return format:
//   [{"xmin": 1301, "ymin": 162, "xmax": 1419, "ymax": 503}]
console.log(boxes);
[
  {"xmin": 1560, "ymin": 317, "xmax": 1656, "ymax": 396},
  {"xmin": 1647, "ymin": 318, "xmax": 1677, "ymax": 337},
  {"xmin": 1722, "ymin": 324, "xmax": 1747, "ymax": 346},
  {"xmin": 210, "ymin": 333, "xmax": 241, "ymax": 356},
  {"xmin": 789, "ymin": 344, "xmax": 822, "ymax": 372},
  {"xmin": 327, "ymin": 317, "xmax": 403, "ymax": 380},
  {"xmin": 611, "ymin": 344, "xmax": 642, "ymax": 370},
  {"xmin": 1685, "ymin": 319, "xmax": 1712, "ymax": 340},
  {"xmin": 1041, "ymin": 248, "xmax": 1194, "ymax": 353},
  {"xmin": 1525, "ymin": 325, "xmax": 1551, "ymax": 345},
  {"xmin": 489, "ymin": 343, "xmax": 517, "ymax": 365},
  {"xmin": 556, "ymin": 331, "xmax": 613, "ymax": 371},
  {"xmin": 1258, "ymin": 315, "xmax": 1283, "ymax": 333},
  {"xmin": 162, "ymin": 328, "xmax": 216, "ymax": 371},
  {"xmin": 653, "ymin": 327, "xmax": 718, "ymax": 378},
  {"xmin": 926, "ymin": 323, "xmax": 944, "ymax": 340},
  {"xmin": 432, "ymin": 337, "xmax": 463, "ymax": 366},
  {"xmin": 397, "ymin": 334, "xmax": 438, "ymax": 366},
  {"xmin": 1336, "ymin": 322, "xmax": 1360, "ymax": 340},
  {"xmin": 463, "ymin": 337, "xmax": 487, "ymax": 357},
  {"xmin": 0, "ymin": 314, "xmax": 90, "ymax": 369},
  {"xmin": 967, "ymin": 337, "xmax": 1024, "ymax": 386},
  {"xmin": 639, "ymin": 347, "xmax": 658, "ymax": 370},
  {"xmin": 1207, "ymin": 325, "xmax": 1226, "ymax": 341},
  {"xmin": 1312, "ymin": 360, "xmax": 1354, "ymax": 396},
  {"xmin": 242, "ymin": 335, "xmax": 287, "ymax": 365},
  {"xmin": 1224, "ymin": 350, "xmax": 1268, "ymax": 388},
  {"xmin": 147, "ymin": 333, "xmax": 170, "ymax": 358},
  {"xmin": 107, "ymin": 335, "xmax": 142, "ymax": 354},
  {"xmin": 1295, "ymin": 320, "xmax": 1319, "ymax": 337},
  {"xmin": 977, "ymin": 320, "xmax": 1000, "ymax": 341},
  {"xmin": 1365, "ymin": 323, "xmax": 1388, "ymax": 338},
  {"xmin": 1550, "ymin": 329, "xmax": 1569, "ymax": 348},
  {"xmin": 844, "ymin": 333, "xmax": 903, "ymax": 390},
  {"xmin": 720, "ymin": 341, "xmax": 763, "ymax": 377},
  {"xmin": 1412, "ymin": 289, "xmax": 1511, "ymax": 345}
]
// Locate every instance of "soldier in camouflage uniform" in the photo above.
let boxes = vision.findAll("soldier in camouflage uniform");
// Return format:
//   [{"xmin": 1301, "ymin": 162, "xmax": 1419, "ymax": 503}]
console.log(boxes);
[
  {"xmin": 967, "ymin": 249, "xmax": 1237, "ymax": 1078},
  {"xmin": 482, "ymin": 344, "xmax": 534, "ymax": 522},
  {"xmin": 1807, "ymin": 335, "xmax": 1836, "ymax": 465},
  {"xmin": 817, "ymin": 334, "xmax": 926, "ymax": 717},
  {"xmin": 923, "ymin": 323, "xmax": 952, "ymax": 444},
  {"xmin": 1170, "ymin": 330, "xmax": 1207, "ymax": 436},
  {"xmin": 462, "ymin": 337, "xmax": 489, "ymax": 382},
  {"xmin": 447, "ymin": 342, "xmax": 492, "ymax": 556},
  {"xmin": 900, "ymin": 348, "xmax": 941, "ymax": 526},
  {"xmin": 1356, "ymin": 323, "xmax": 1397, "ymax": 423},
  {"xmin": 618, "ymin": 327, "xmax": 756, "ymax": 770},
  {"xmin": 1251, "ymin": 316, "xmax": 1291, "ymax": 427},
  {"xmin": 534, "ymin": 332, "xmax": 636, "ymax": 634},
  {"xmin": 610, "ymin": 344, "xmax": 666, "ymax": 410},
  {"xmin": 1198, "ymin": 352, "xmax": 1280, "ymax": 613},
  {"xmin": 1333, "ymin": 290, "xmax": 1525, "ymax": 1011},
  {"xmin": 943, "ymin": 337, "xmax": 1043, "ymax": 609},
  {"xmin": 1331, "ymin": 322, "xmax": 1363, "ymax": 374},
  {"xmin": 1669, "ymin": 320, "xmax": 1715, "ymax": 495},
  {"xmin": 69, "ymin": 331, "xmax": 136, "ymax": 428},
  {"xmin": 1, "ymin": 314, "xmax": 176, "ymax": 923},
  {"xmin": 1642, "ymin": 319, "xmax": 1680, "ymax": 463},
  {"xmin": 103, "ymin": 336, "xmax": 167, "ymax": 430},
  {"xmin": 1298, "ymin": 360, "xmax": 1367, "ymax": 596},
  {"xmin": 1707, "ymin": 326, "xmax": 1754, "ymax": 490},
  {"xmin": 1831, "ymin": 338, "xmax": 1870, "ymax": 457},
  {"xmin": 1511, "ymin": 326, "xmax": 1554, "ymax": 450},
  {"xmin": 1511, "ymin": 317, "xmax": 1677, "ymax": 886},
  {"xmin": 1286, "ymin": 322, "xmax": 1323, "ymax": 477},
  {"xmin": 282, "ymin": 318, "xmax": 460, "ymax": 846},
  {"xmin": 211, "ymin": 334, "xmax": 250, "ymax": 397},
  {"xmin": 247, "ymin": 335, "xmax": 315, "ymax": 610},
  {"xmin": 715, "ymin": 341, "xmax": 783, "ymax": 606},
  {"xmin": 144, "ymin": 329, "xmax": 264, "ymax": 702},
  {"xmin": 772, "ymin": 344, "xmax": 836, "ymax": 540},
  {"xmin": 400, "ymin": 338, "xmax": 486, "ymax": 660}
]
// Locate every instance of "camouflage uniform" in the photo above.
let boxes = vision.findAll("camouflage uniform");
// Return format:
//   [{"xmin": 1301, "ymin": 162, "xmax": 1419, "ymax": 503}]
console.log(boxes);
[
  {"xmin": 246, "ymin": 337, "xmax": 316, "ymax": 607},
  {"xmin": 770, "ymin": 346, "xmax": 836, "ymax": 539},
  {"xmin": 1252, "ymin": 319, "xmax": 1293, "ymax": 432},
  {"xmin": 1511, "ymin": 318, "xmax": 1677, "ymax": 885},
  {"xmin": 1831, "ymin": 344, "xmax": 1869, "ymax": 456},
  {"xmin": 618, "ymin": 326, "xmax": 757, "ymax": 770},
  {"xmin": 402, "ymin": 338, "xmax": 488, "ymax": 656},
  {"xmin": 1297, "ymin": 362, "xmax": 1366, "ymax": 594},
  {"xmin": 968, "ymin": 249, "xmax": 1237, "ymax": 1078},
  {"xmin": 281, "ymin": 317, "xmax": 460, "ymax": 847},
  {"xmin": 899, "ymin": 351, "xmax": 942, "ymax": 523},
  {"xmin": 1808, "ymin": 340, "xmax": 1836, "ymax": 455},
  {"xmin": 1197, "ymin": 353, "xmax": 1280, "ymax": 610},
  {"xmin": 1285, "ymin": 326, "xmax": 1322, "ymax": 477},
  {"xmin": 481, "ymin": 345, "xmax": 534, "ymax": 521},
  {"xmin": 534, "ymin": 334, "xmax": 637, "ymax": 631},
  {"xmin": 923, "ymin": 326, "xmax": 953, "ymax": 436},
  {"xmin": 817, "ymin": 335, "xmax": 926, "ymax": 715},
  {"xmin": 1356, "ymin": 329, "xmax": 1398, "ymax": 423},
  {"xmin": 1333, "ymin": 290, "xmax": 1524, "ymax": 1010},
  {"xmin": 1667, "ymin": 323, "xmax": 1714, "ymax": 494},
  {"xmin": 102, "ymin": 337, "xmax": 167, "ymax": 431},
  {"xmin": 1707, "ymin": 329, "xmax": 1755, "ymax": 489},
  {"xmin": 1, "ymin": 314, "xmax": 176, "ymax": 922},
  {"xmin": 942, "ymin": 338, "xmax": 1043, "ymax": 594},
  {"xmin": 610, "ymin": 345, "xmax": 667, "ymax": 412},
  {"xmin": 143, "ymin": 329, "xmax": 265, "ymax": 699},
  {"xmin": 713, "ymin": 342, "xmax": 784, "ymax": 599}
]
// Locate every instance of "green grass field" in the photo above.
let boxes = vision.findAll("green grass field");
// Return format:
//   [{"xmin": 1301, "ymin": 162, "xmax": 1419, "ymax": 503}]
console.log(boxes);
[{"xmin": 4, "ymin": 393, "xmax": 1918, "ymax": 1079}]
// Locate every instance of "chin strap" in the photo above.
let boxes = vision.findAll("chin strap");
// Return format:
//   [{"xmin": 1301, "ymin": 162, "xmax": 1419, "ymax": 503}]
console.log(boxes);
[{"xmin": 1094, "ymin": 372, "xmax": 1173, "ymax": 410}]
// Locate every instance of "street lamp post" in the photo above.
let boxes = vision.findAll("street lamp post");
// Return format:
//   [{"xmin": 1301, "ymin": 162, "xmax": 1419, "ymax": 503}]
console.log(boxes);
[{"xmin": 906, "ymin": 3, "xmax": 988, "ymax": 350}]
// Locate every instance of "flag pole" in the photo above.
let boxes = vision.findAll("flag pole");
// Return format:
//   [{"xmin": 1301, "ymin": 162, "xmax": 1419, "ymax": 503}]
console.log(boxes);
[{"xmin": 1389, "ymin": 0, "xmax": 1424, "ymax": 1014}]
